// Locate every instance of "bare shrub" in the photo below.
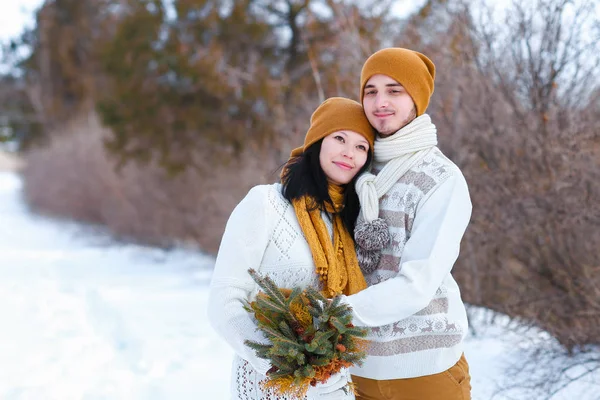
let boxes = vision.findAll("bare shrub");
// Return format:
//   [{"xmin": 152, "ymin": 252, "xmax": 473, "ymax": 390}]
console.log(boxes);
[
  {"xmin": 396, "ymin": 0, "xmax": 600, "ymax": 349},
  {"xmin": 459, "ymin": 0, "xmax": 600, "ymax": 350},
  {"xmin": 22, "ymin": 110, "xmax": 286, "ymax": 253}
]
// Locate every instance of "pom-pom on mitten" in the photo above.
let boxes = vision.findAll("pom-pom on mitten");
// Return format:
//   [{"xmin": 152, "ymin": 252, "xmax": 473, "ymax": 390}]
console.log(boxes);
[
  {"xmin": 355, "ymin": 246, "xmax": 381, "ymax": 275},
  {"xmin": 354, "ymin": 218, "xmax": 390, "ymax": 274},
  {"xmin": 354, "ymin": 218, "xmax": 390, "ymax": 251}
]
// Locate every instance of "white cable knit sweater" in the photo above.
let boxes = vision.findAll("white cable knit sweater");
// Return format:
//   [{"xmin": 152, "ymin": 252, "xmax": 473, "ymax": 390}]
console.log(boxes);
[{"xmin": 208, "ymin": 183, "xmax": 353, "ymax": 399}]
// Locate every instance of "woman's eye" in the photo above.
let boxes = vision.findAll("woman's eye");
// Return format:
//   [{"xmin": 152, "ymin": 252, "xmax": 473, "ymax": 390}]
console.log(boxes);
[
  {"xmin": 334, "ymin": 135, "xmax": 345, "ymax": 142},
  {"xmin": 357, "ymin": 145, "xmax": 367, "ymax": 152}
]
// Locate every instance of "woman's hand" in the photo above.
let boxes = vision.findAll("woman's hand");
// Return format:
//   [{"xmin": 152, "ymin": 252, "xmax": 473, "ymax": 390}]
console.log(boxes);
[{"xmin": 305, "ymin": 368, "xmax": 354, "ymax": 399}]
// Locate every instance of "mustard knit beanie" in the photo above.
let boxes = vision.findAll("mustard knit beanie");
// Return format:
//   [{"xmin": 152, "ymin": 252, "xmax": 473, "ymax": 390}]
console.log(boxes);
[
  {"xmin": 360, "ymin": 48, "xmax": 436, "ymax": 116},
  {"xmin": 289, "ymin": 97, "xmax": 375, "ymax": 159}
]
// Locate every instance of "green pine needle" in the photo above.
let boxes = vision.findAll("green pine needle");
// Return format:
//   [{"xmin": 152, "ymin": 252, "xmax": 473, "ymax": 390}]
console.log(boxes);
[{"xmin": 244, "ymin": 268, "xmax": 367, "ymax": 390}]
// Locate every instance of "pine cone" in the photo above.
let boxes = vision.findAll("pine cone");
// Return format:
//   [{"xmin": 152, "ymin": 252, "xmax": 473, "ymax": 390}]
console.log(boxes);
[{"xmin": 336, "ymin": 344, "xmax": 347, "ymax": 352}]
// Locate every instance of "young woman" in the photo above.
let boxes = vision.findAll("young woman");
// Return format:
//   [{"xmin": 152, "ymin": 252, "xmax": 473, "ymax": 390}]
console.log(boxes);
[{"xmin": 208, "ymin": 97, "xmax": 376, "ymax": 399}]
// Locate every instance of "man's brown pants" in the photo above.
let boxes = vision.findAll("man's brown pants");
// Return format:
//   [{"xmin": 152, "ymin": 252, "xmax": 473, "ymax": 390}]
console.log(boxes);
[{"xmin": 352, "ymin": 354, "xmax": 471, "ymax": 400}]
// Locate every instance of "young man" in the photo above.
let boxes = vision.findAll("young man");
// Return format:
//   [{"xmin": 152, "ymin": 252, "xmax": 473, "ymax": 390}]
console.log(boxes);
[{"xmin": 340, "ymin": 48, "xmax": 473, "ymax": 399}]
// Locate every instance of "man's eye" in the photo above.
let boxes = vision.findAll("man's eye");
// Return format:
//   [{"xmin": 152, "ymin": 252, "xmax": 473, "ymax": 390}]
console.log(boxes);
[{"xmin": 365, "ymin": 90, "xmax": 376, "ymax": 95}]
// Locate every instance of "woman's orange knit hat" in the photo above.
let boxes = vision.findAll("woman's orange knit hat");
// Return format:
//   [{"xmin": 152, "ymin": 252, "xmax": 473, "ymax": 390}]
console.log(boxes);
[
  {"xmin": 360, "ymin": 48, "xmax": 436, "ymax": 116},
  {"xmin": 289, "ymin": 97, "xmax": 375, "ymax": 159}
]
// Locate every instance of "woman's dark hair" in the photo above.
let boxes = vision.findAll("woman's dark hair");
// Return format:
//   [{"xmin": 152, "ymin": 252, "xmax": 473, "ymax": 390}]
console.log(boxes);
[{"xmin": 281, "ymin": 139, "xmax": 373, "ymax": 237}]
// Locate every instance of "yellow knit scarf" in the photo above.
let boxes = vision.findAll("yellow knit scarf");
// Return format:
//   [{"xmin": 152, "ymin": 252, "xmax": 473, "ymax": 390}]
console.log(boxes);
[{"xmin": 292, "ymin": 185, "xmax": 367, "ymax": 298}]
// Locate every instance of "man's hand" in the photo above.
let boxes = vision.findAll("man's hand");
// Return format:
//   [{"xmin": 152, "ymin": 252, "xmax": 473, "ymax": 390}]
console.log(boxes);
[{"xmin": 305, "ymin": 368, "xmax": 355, "ymax": 399}]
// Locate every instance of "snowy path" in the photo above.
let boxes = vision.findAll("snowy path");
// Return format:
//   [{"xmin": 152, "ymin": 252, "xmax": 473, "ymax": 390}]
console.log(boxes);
[
  {"xmin": 0, "ymin": 171, "xmax": 598, "ymax": 399},
  {"xmin": 0, "ymin": 172, "xmax": 233, "ymax": 399}
]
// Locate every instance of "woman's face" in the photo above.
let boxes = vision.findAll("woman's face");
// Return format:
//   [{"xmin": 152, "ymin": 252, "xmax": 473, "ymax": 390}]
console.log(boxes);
[{"xmin": 319, "ymin": 130, "xmax": 370, "ymax": 185}]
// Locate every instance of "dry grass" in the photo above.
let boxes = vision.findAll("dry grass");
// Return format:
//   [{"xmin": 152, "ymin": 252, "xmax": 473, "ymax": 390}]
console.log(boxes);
[{"xmin": 22, "ymin": 110, "xmax": 283, "ymax": 254}]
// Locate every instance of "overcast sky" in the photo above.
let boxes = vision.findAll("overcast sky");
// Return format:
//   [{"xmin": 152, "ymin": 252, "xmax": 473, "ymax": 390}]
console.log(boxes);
[
  {"xmin": 0, "ymin": 0, "xmax": 43, "ymax": 43},
  {"xmin": 0, "ymin": 0, "xmax": 42, "ymax": 74},
  {"xmin": 0, "ymin": 0, "xmax": 432, "ymax": 43}
]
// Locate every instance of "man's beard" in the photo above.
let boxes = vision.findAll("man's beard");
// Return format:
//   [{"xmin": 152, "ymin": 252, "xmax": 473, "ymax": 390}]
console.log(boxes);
[{"xmin": 379, "ymin": 107, "xmax": 417, "ymax": 138}]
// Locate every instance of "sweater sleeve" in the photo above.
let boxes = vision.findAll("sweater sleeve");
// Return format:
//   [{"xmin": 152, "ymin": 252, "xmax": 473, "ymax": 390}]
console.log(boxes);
[
  {"xmin": 207, "ymin": 185, "xmax": 272, "ymax": 375},
  {"xmin": 342, "ymin": 172, "xmax": 472, "ymax": 327}
]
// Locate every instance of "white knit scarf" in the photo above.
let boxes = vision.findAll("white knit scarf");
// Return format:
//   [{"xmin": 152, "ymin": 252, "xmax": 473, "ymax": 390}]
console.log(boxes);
[{"xmin": 356, "ymin": 114, "xmax": 438, "ymax": 223}]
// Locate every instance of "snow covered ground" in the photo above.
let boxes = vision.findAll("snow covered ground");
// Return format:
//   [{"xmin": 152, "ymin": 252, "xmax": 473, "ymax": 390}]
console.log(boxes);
[{"xmin": 1, "ymin": 171, "xmax": 598, "ymax": 400}]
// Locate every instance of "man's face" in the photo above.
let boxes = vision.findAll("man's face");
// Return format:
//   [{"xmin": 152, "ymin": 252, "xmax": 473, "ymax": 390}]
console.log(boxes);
[{"xmin": 362, "ymin": 74, "xmax": 417, "ymax": 138}]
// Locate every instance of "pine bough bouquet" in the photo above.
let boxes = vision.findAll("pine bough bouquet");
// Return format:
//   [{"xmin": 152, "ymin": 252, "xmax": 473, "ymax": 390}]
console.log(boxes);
[{"xmin": 244, "ymin": 268, "xmax": 368, "ymax": 399}]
